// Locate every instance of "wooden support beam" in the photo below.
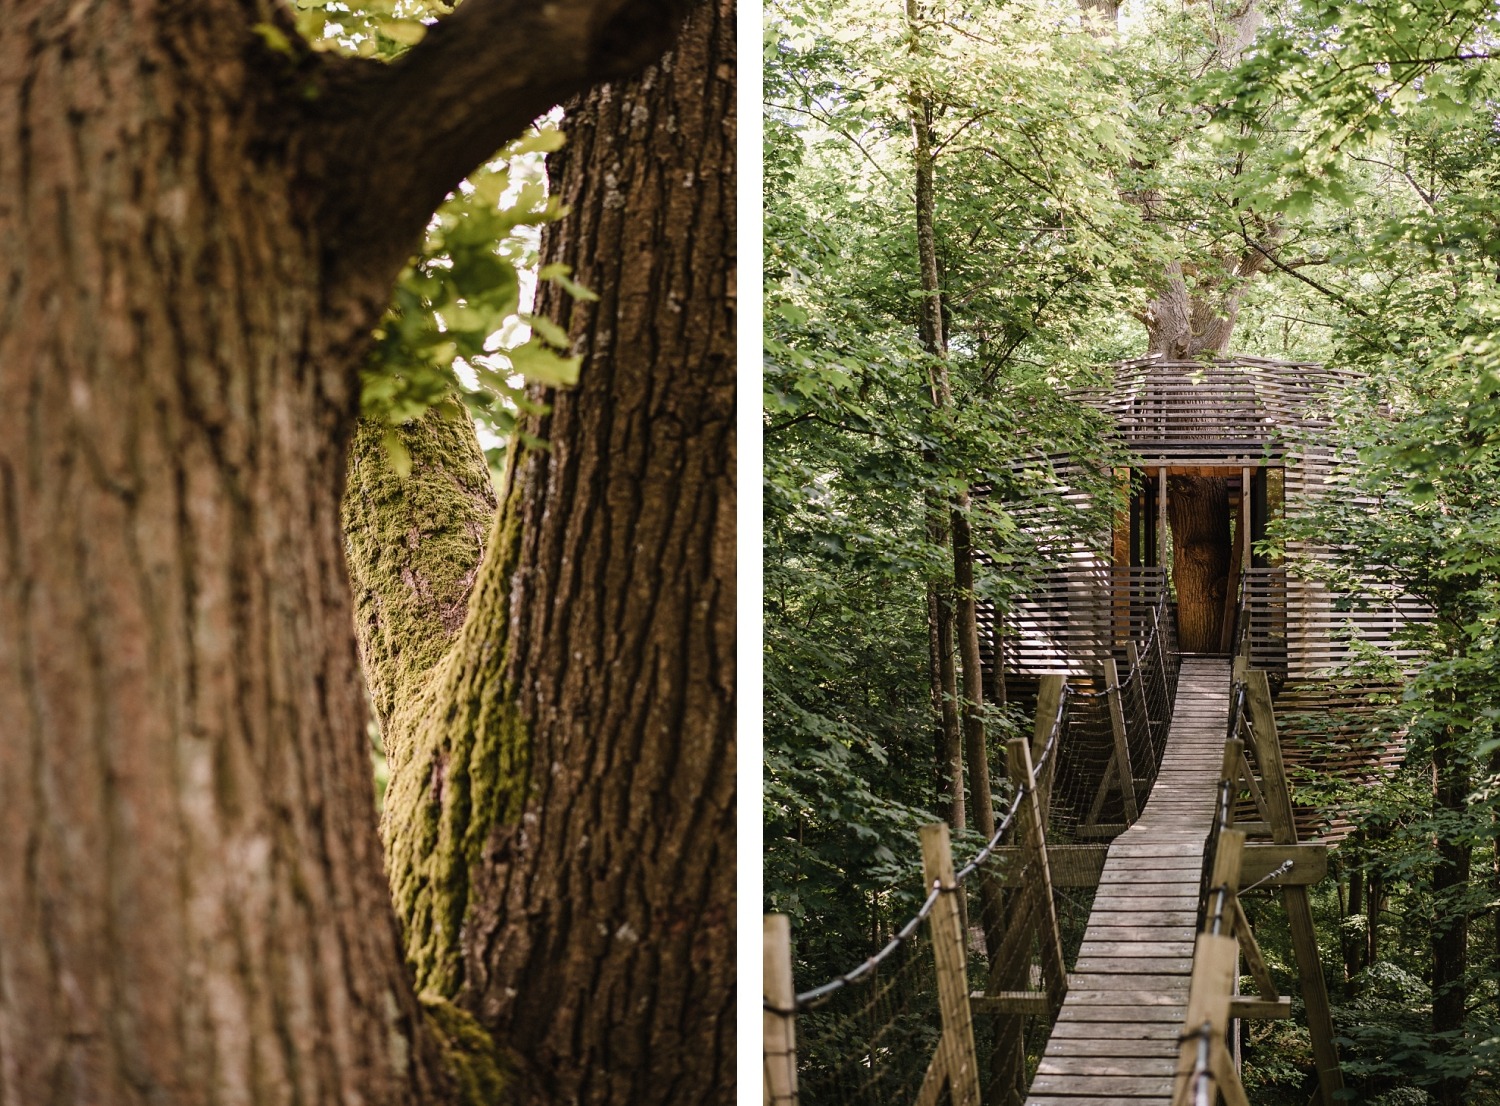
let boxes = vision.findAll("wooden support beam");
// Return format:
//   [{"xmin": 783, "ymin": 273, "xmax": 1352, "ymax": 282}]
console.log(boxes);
[
  {"xmin": 920, "ymin": 824, "xmax": 983, "ymax": 1106},
  {"xmin": 970, "ymin": 991, "xmax": 1051, "ymax": 1016},
  {"xmin": 1244, "ymin": 671, "xmax": 1296, "ymax": 847},
  {"xmin": 1244, "ymin": 671, "xmax": 1345, "ymax": 1106},
  {"xmin": 1010, "ymin": 739, "xmax": 1068, "ymax": 1016},
  {"xmin": 763, "ymin": 915, "xmax": 799, "ymax": 1106},
  {"xmin": 1126, "ymin": 640, "xmax": 1153, "ymax": 730},
  {"xmin": 1242, "ymin": 843, "xmax": 1326, "ymax": 886},
  {"xmin": 1230, "ymin": 996, "xmax": 1292, "ymax": 1020},
  {"xmin": 1031, "ymin": 674, "xmax": 1066, "ymax": 822},
  {"xmin": 1230, "ymin": 895, "xmax": 1278, "ymax": 1001},
  {"xmin": 1084, "ymin": 758, "xmax": 1116, "ymax": 831},
  {"xmin": 1158, "ymin": 467, "xmax": 1169, "ymax": 569},
  {"xmin": 1239, "ymin": 749, "xmax": 1273, "ymax": 826},
  {"xmin": 1105, "ymin": 657, "xmax": 1139, "ymax": 824},
  {"xmin": 988, "ymin": 844, "xmax": 1107, "ymax": 888},
  {"xmin": 913, "ymin": 1051, "xmax": 946, "ymax": 1106}
]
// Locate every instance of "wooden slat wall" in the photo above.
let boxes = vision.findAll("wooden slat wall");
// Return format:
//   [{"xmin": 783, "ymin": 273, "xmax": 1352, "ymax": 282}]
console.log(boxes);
[
  {"xmin": 986, "ymin": 566, "xmax": 1169, "ymax": 677},
  {"xmin": 987, "ymin": 356, "xmax": 1429, "ymax": 684}
]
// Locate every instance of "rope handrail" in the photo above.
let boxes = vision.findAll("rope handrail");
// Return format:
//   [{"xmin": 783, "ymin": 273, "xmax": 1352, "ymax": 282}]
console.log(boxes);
[
  {"xmin": 1071, "ymin": 582, "xmax": 1171, "ymax": 700},
  {"xmin": 781, "ymin": 571, "xmax": 1177, "ymax": 1016},
  {"xmin": 782, "ymin": 671, "xmax": 1076, "ymax": 1013}
]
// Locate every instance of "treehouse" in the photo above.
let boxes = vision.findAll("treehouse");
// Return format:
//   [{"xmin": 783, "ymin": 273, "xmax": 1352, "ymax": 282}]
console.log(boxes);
[
  {"xmin": 980, "ymin": 354, "xmax": 1424, "ymax": 843},
  {"xmin": 987, "ymin": 354, "xmax": 1426, "ymax": 690}
]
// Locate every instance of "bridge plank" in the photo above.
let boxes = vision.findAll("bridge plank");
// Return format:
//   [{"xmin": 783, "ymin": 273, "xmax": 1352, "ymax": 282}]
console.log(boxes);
[
  {"xmin": 1026, "ymin": 656, "xmax": 1231, "ymax": 1105},
  {"xmin": 1038, "ymin": 1056, "xmax": 1175, "ymax": 1076}
]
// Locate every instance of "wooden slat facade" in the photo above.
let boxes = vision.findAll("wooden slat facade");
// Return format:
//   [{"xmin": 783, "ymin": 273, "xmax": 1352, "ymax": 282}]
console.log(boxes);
[{"xmin": 990, "ymin": 355, "xmax": 1428, "ymax": 686}]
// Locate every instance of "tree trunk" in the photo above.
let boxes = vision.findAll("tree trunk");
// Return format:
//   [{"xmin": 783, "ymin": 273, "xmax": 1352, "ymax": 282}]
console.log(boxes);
[
  {"xmin": 344, "ymin": 409, "xmax": 497, "ymax": 735},
  {"xmin": 1431, "ymin": 719, "xmax": 1471, "ymax": 1106},
  {"xmin": 0, "ymin": 26, "xmax": 451, "ymax": 1106},
  {"xmin": 1167, "ymin": 475, "xmax": 1232, "ymax": 652},
  {"xmin": 908, "ymin": 1, "xmax": 989, "ymax": 835},
  {"xmin": 930, "ymin": 579, "xmax": 965, "ymax": 828},
  {"xmin": 953, "ymin": 506, "xmax": 993, "ymax": 838},
  {"xmin": 375, "ymin": 5, "xmax": 735, "ymax": 1103}
]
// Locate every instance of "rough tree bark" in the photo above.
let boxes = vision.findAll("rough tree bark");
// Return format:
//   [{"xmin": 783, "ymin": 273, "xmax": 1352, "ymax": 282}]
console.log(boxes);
[
  {"xmin": 1167, "ymin": 475, "xmax": 1232, "ymax": 652},
  {"xmin": 361, "ymin": 4, "xmax": 736, "ymax": 1104},
  {"xmin": 0, "ymin": 2, "xmax": 697, "ymax": 1103}
]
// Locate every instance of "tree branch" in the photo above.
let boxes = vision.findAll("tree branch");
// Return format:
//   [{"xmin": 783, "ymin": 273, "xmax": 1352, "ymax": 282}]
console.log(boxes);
[{"xmin": 304, "ymin": 0, "xmax": 699, "ymax": 291}]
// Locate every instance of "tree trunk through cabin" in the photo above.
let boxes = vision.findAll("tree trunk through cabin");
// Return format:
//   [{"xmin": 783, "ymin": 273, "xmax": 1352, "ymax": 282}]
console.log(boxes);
[
  {"xmin": 1145, "ymin": 273, "xmax": 1241, "ymax": 655},
  {"xmin": 1167, "ymin": 475, "xmax": 1232, "ymax": 653}
]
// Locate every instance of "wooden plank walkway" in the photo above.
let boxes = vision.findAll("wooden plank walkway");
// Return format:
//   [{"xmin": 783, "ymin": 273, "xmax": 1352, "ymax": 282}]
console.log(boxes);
[{"xmin": 1026, "ymin": 655, "xmax": 1230, "ymax": 1106}]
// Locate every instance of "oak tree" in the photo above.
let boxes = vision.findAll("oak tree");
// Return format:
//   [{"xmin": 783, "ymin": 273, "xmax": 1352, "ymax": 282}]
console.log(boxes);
[{"xmin": 0, "ymin": 1, "xmax": 732, "ymax": 1103}]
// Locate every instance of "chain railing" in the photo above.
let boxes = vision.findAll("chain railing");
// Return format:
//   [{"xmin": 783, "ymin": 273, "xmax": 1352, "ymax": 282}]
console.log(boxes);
[{"xmin": 765, "ymin": 578, "xmax": 1181, "ymax": 1106}]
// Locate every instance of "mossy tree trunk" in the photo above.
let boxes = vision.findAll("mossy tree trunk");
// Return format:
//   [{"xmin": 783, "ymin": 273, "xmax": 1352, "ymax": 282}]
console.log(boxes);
[
  {"xmin": 356, "ymin": 4, "xmax": 735, "ymax": 1104},
  {"xmin": 0, "ymin": 2, "xmax": 696, "ymax": 1103}
]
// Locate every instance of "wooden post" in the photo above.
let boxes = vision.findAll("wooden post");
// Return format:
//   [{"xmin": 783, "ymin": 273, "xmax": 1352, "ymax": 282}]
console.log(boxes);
[
  {"xmin": 1010, "ymin": 738, "xmax": 1067, "ymax": 1013},
  {"xmin": 763, "ymin": 915, "xmax": 799, "ymax": 1106},
  {"xmin": 1241, "ymin": 468, "xmax": 1252, "ymax": 572},
  {"xmin": 1030, "ymin": 674, "xmax": 1066, "ymax": 822},
  {"xmin": 1126, "ymin": 641, "xmax": 1154, "ymax": 745},
  {"xmin": 920, "ymin": 824, "xmax": 983, "ymax": 1106},
  {"xmin": 1157, "ymin": 466, "xmax": 1169, "ymax": 572},
  {"xmin": 1244, "ymin": 671, "xmax": 1344, "ymax": 1106},
  {"xmin": 1104, "ymin": 657, "xmax": 1139, "ymax": 823}
]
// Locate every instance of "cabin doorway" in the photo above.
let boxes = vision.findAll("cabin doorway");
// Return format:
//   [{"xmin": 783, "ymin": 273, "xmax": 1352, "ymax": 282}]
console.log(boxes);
[{"xmin": 1123, "ymin": 466, "xmax": 1274, "ymax": 654}]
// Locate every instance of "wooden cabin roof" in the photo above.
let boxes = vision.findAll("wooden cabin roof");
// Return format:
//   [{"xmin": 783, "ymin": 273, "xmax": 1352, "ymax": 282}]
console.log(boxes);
[{"xmin": 1085, "ymin": 354, "xmax": 1358, "ymax": 466}]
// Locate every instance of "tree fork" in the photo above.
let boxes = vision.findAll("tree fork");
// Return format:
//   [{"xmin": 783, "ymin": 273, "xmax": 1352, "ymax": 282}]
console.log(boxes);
[{"xmin": 370, "ymin": 5, "xmax": 737, "ymax": 1103}]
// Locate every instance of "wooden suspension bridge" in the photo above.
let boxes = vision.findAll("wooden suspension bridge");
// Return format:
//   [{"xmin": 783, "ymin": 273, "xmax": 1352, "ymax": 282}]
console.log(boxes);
[
  {"xmin": 765, "ymin": 357, "xmax": 1413, "ymax": 1105},
  {"xmin": 764, "ymin": 643, "xmax": 1344, "ymax": 1106}
]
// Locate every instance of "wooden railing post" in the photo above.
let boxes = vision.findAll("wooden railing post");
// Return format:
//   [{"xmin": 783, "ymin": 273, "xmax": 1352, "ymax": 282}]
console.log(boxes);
[
  {"xmin": 1030, "ymin": 674, "xmax": 1066, "ymax": 822},
  {"xmin": 1244, "ymin": 671, "xmax": 1344, "ymax": 1106},
  {"xmin": 1126, "ymin": 640, "xmax": 1156, "ymax": 745},
  {"xmin": 1173, "ymin": 830, "xmax": 1251, "ymax": 1106},
  {"xmin": 920, "ymin": 824, "xmax": 983, "ymax": 1106},
  {"xmin": 763, "ymin": 915, "xmax": 799, "ymax": 1106},
  {"xmin": 1104, "ymin": 657, "xmax": 1139, "ymax": 823},
  {"xmin": 1010, "ymin": 738, "xmax": 1067, "ymax": 1014}
]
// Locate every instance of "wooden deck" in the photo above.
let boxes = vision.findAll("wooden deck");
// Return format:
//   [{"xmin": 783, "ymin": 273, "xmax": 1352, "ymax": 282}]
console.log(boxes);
[{"xmin": 1026, "ymin": 655, "xmax": 1230, "ymax": 1106}]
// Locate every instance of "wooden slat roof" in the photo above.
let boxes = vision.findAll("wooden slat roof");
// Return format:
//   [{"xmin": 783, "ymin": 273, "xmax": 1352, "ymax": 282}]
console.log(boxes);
[{"xmin": 1082, "ymin": 354, "xmax": 1358, "ymax": 463}]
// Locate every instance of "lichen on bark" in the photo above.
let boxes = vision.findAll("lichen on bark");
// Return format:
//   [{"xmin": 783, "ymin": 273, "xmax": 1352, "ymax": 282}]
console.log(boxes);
[
  {"xmin": 343, "ymin": 405, "xmax": 497, "ymax": 732},
  {"xmin": 344, "ymin": 410, "xmax": 537, "ymax": 999}
]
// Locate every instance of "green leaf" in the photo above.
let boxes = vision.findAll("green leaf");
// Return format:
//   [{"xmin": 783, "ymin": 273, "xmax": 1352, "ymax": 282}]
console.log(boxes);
[
  {"xmin": 381, "ymin": 428, "xmax": 412, "ymax": 478},
  {"xmin": 379, "ymin": 19, "xmax": 427, "ymax": 45},
  {"xmin": 538, "ymin": 263, "xmax": 600, "ymax": 302},
  {"xmin": 504, "ymin": 338, "xmax": 582, "ymax": 387},
  {"xmin": 252, "ymin": 22, "xmax": 296, "ymax": 56},
  {"xmin": 520, "ymin": 313, "xmax": 571, "ymax": 349}
]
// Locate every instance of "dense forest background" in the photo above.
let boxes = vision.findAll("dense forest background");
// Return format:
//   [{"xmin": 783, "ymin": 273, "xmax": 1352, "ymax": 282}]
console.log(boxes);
[{"xmin": 763, "ymin": 0, "xmax": 1500, "ymax": 1101}]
